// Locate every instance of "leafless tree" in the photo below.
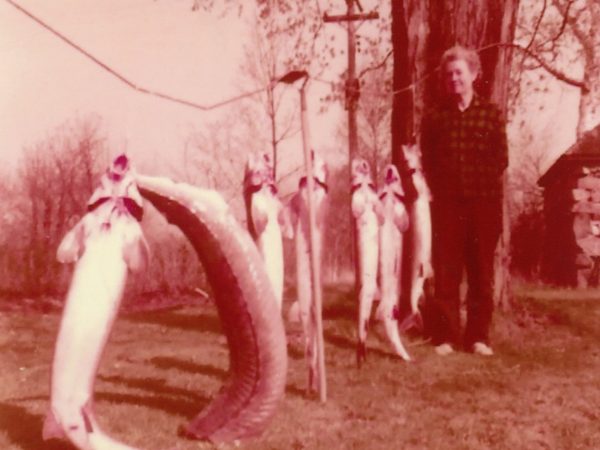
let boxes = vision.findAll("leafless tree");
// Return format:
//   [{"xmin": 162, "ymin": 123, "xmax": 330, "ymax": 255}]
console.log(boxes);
[
  {"xmin": 6, "ymin": 117, "xmax": 107, "ymax": 296},
  {"xmin": 181, "ymin": 113, "xmax": 250, "ymax": 219},
  {"xmin": 512, "ymin": 0, "xmax": 599, "ymax": 138}
]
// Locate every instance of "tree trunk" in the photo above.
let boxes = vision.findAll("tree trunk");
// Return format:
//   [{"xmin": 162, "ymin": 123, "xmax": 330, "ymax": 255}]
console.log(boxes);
[{"xmin": 392, "ymin": 0, "xmax": 519, "ymax": 309}]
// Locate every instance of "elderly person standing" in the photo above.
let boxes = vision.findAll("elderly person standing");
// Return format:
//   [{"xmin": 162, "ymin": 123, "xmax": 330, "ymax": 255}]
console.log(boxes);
[{"xmin": 420, "ymin": 46, "xmax": 508, "ymax": 356}]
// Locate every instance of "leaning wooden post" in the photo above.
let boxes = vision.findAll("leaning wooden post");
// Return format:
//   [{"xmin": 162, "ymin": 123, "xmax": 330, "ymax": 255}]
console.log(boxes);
[{"xmin": 299, "ymin": 78, "xmax": 327, "ymax": 402}]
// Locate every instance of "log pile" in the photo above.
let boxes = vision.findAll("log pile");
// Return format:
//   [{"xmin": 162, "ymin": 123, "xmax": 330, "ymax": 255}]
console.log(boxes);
[{"xmin": 572, "ymin": 169, "xmax": 600, "ymax": 287}]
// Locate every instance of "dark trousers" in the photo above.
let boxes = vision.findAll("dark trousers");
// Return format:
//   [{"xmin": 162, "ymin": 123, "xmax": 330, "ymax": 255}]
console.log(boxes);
[{"xmin": 428, "ymin": 197, "xmax": 502, "ymax": 348}]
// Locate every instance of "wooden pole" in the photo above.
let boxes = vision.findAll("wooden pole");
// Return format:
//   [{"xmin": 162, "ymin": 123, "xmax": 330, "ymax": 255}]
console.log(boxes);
[
  {"xmin": 323, "ymin": 1, "xmax": 379, "ymax": 163},
  {"xmin": 299, "ymin": 79, "xmax": 327, "ymax": 402}
]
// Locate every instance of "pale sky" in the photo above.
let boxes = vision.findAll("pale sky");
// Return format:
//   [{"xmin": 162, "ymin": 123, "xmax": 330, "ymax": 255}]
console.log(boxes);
[
  {"xmin": 0, "ymin": 0, "xmax": 584, "ymax": 182},
  {"xmin": 0, "ymin": 0, "xmax": 347, "ymax": 180}
]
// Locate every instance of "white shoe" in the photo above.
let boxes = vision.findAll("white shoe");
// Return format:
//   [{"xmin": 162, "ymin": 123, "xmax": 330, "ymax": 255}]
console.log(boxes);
[
  {"xmin": 435, "ymin": 343, "xmax": 454, "ymax": 356},
  {"xmin": 473, "ymin": 342, "xmax": 494, "ymax": 356}
]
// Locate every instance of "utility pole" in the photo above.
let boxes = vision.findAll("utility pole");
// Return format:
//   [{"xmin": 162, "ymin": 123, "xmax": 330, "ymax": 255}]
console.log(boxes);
[
  {"xmin": 324, "ymin": 0, "xmax": 379, "ymax": 163},
  {"xmin": 324, "ymin": 1, "xmax": 379, "ymax": 302}
]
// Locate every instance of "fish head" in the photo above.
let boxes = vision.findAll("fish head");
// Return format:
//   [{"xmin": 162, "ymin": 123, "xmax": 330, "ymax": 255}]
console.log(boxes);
[
  {"xmin": 383, "ymin": 164, "xmax": 401, "ymax": 186},
  {"xmin": 381, "ymin": 164, "xmax": 405, "ymax": 198},
  {"xmin": 260, "ymin": 152, "xmax": 276, "ymax": 186},
  {"xmin": 108, "ymin": 153, "xmax": 130, "ymax": 182},
  {"xmin": 311, "ymin": 151, "xmax": 328, "ymax": 187},
  {"xmin": 402, "ymin": 144, "xmax": 432, "ymax": 199},
  {"xmin": 245, "ymin": 152, "xmax": 275, "ymax": 189},
  {"xmin": 351, "ymin": 158, "xmax": 372, "ymax": 185},
  {"xmin": 244, "ymin": 153, "xmax": 264, "ymax": 189},
  {"xmin": 261, "ymin": 152, "xmax": 274, "ymax": 174}
]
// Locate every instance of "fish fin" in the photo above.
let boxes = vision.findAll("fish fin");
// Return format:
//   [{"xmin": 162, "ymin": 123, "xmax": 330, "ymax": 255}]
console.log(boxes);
[
  {"xmin": 251, "ymin": 199, "xmax": 269, "ymax": 236},
  {"xmin": 56, "ymin": 221, "xmax": 85, "ymax": 264},
  {"xmin": 394, "ymin": 206, "xmax": 409, "ymax": 232},
  {"xmin": 351, "ymin": 193, "xmax": 365, "ymax": 218},
  {"xmin": 316, "ymin": 197, "xmax": 328, "ymax": 228},
  {"xmin": 278, "ymin": 206, "xmax": 294, "ymax": 239},
  {"xmin": 287, "ymin": 194, "xmax": 301, "ymax": 228},
  {"xmin": 398, "ymin": 311, "xmax": 423, "ymax": 333},
  {"xmin": 287, "ymin": 301, "xmax": 301, "ymax": 323},
  {"xmin": 81, "ymin": 404, "xmax": 94, "ymax": 433},
  {"xmin": 124, "ymin": 233, "xmax": 150, "ymax": 273},
  {"xmin": 373, "ymin": 287, "xmax": 381, "ymax": 301},
  {"xmin": 42, "ymin": 409, "xmax": 66, "ymax": 440},
  {"xmin": 424, "ymin": 262, "xmax": 434, "ymax": 278}
]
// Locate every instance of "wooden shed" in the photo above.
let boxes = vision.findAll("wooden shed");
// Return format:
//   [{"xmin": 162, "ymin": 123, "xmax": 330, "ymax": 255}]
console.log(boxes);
[{"xmin": 538, "ymin": 123, "xmax": 600, "ymax": 287}]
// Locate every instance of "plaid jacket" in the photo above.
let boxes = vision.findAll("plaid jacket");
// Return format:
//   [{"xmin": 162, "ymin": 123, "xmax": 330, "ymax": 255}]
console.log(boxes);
[{"xmin": 420, "ymin": 96, "xmax": 508, "ymax": 200}]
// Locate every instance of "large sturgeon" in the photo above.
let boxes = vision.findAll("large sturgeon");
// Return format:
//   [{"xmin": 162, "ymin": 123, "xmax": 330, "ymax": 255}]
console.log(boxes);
[
  {"xmin": 403, "ymin": 144, "xmax": 433, "ymax": 326},
  {"xmin": 243, "ymin": 152, "xmax": 288, "ymax": 310},
  {"xmin": 351, "ymin": 158, "xmax": 383, "ymax": 367},
  {"xmin": 136, "ymin": 174, "xmax": 288, "ymax": 442},
  {"xmin": 44, "ymin": 156, "xmax": 287, "ymax": 447},
  {"xmin": 43, "ymin": 155, "xmax": 148, "ymax": 450},
  {"xmin": 377, "ymin": 164, "xmax": 411, "ymax": 362}
]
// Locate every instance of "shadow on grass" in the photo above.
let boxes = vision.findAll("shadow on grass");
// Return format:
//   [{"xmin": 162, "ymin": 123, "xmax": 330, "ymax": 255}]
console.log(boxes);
[
  {"xmin": 94, "ymin": 376, "xmax": 210, "ymax": 419},
  {"xmin": 9, "ymin": 374, "xmax": 212, "ymax": 425},
  {"xmin": 286, "ymin": 344, "xmax": 305, "ymax": 360},
  {"xmin": 95, "ymin": 391, "xmax": 208, "ymax": 419},
  {"xmin": 322, "ymin": 298, "xmax": 356, "ymax": 322},
  {"xmin": 97, "ymin": 374, "xmax": 211, "ymax": 419},
  {"xmin": 148, "ymin": 356, "xmax": 228, "ymax": 380},
  {"xmin": 125, "ymin": 310, "xmax": 222, "ymax": 334},
  {"xmin": 285, "ymin": 383, "xmax": 309, "ymax": 398},
  {"xmin": 324, "ymin": 330, "xmax": 399, "ymax": 361},
  {"xmin": 0, "ymin": 402, "xmax": 74, "ymax": 450}
]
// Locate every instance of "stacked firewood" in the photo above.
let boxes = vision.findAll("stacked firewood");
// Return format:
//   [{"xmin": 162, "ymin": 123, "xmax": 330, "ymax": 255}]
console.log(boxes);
[{"xmin": 572, "ymin": 169, "xmax": 600, "ymax": 287}]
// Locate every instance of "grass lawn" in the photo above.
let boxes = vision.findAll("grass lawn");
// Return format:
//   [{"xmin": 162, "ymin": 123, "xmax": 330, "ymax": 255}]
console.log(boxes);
[{"xmin": 0, "ymin": 284, "xmax": 599, "ymax": 450}]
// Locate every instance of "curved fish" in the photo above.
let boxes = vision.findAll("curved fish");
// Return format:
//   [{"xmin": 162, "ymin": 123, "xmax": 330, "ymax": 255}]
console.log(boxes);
[{"xmin": 137, "ymin": 174, "xmax": 288, "ymax": 442}]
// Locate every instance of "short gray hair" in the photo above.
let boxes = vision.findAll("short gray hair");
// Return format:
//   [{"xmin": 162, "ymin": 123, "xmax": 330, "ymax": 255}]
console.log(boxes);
[{"xmin": 440, "ymin": 45, "xmax": 481, "ymax": 78}]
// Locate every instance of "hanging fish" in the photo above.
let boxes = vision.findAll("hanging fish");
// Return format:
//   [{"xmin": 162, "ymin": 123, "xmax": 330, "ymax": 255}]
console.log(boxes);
[
  {"xmin": 403, "ymin": 144, "xmax": 433, "ymax": 329},
  {"xmin": 288, "ymin": 151, "xmax": 328, "ymax": 391},
  {"xmin": 243, "ymin": 152, "xmax": 289, "ymax": 310},
  {"xmin": 44, "ymin": 154, "xmax": 148, "ymax": 450},
  {"xmin": 351, "ymin": 158, "xmax": 383, "ymax": 367},
  {"xmin": 377, "ymin": 164, "xmax": 411, "ymax": 362}
]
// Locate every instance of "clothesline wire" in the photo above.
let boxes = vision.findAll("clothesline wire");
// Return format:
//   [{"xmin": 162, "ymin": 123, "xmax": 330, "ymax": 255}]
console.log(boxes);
[{"xmin": 4, "ymin": 0, "xmax": 273, "ymax": 111}]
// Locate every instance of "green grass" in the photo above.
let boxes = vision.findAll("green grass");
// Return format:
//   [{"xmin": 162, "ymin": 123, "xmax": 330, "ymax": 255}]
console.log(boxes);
[{"xmin": 1, "ymin": 285, "xmax": 599, "ymax": 450}]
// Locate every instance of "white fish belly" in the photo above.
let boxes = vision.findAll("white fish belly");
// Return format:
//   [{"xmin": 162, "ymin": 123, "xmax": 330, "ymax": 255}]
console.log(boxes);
[
  {"xmin": 52, "ymin": 235, "xmax": 127, "ymax": 399},
  {"xmin": 357, "ymin": 211, "xmax": 379, "ymax": 288},
  {"xmin": 410, "ymin": 199, "xmax": 432, "ymax": 313},
  {"xmin": 255, "ymin": 195, "xmax": 284, "ymax": 309},
  {"xmin": 379, "ymin": 221, "xmax": 401, "ymax": 302},
  {"xmin": 49, "ymin": 229, "xmax": 131, "ymax": 449},
  {"xmin": 412, "ymin": 199, "xmax": 432, "ymax": 268},
  {"xmin": 378, "ymin": 214, "xmax": 411, "ymax": 361}
]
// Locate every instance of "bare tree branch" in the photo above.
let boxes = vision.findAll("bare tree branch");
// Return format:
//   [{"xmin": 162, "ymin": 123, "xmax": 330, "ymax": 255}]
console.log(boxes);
[
  {"xmin": 548, "ymin": 0, "xmax": 575, "ymax": 43},
  {"xmin": 525, "ymin": 0, "xmax": 547, "ymax": 52},
  {"xmin": 480, "ymin": 42, "xmax": 589, "ymax": 92},
  {"xmin": 358, "ymin": 49, "xmax": 393, "ymax": 79}
]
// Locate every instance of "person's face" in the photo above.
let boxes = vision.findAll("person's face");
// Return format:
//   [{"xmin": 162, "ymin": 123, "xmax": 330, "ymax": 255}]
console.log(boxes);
[{"xmin": 443, "ymin": 58, "xmax": 476, "ymax": 96}]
